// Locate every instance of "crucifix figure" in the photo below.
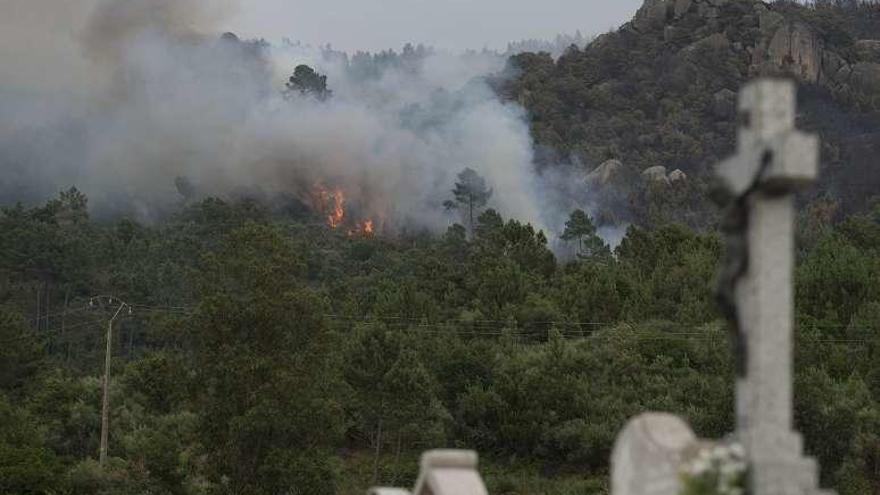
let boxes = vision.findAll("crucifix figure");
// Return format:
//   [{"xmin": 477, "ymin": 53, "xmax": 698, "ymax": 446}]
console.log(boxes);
[{"xmin": 715, "ymin": 79, "xmax": 833, "ymax": 495}]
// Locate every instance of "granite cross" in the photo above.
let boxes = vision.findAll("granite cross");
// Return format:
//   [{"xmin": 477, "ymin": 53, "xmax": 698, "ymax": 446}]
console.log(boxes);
[{"xmin": 716, "ymin": 78, "xmax": 832, "ymax": 495}]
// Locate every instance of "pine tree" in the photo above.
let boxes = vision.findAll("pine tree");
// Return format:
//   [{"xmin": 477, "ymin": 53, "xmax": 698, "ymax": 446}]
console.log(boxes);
[
  {"xmin": 285, "ymin": 65, "xmax": 332, "ymax": 101},
  {"xmin": 561, "ymin": 209, "xmax": 608, "ymax": 259},
  {"xmin": 444, "ymin": 167, "xmax": 493, "ymax": 235}
]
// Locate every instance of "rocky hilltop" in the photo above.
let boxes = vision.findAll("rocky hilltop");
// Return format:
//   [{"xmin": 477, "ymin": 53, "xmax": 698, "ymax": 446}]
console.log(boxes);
[
  {"xmin": 498, "ymin": 0, "xmax": 880, "ymax": 227},
  {"xmin": 634, "ymin": 0, "xmax": 880, "ymax": 105}
]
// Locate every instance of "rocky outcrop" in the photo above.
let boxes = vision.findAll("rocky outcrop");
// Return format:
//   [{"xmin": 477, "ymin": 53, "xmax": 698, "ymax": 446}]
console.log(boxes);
[
  {"xmin": 641, "ymin": 166, "xmax": 689, "ymax": 185},
  {"xmin": 751, "ymin": 6, "xmax": 879, "ymax": 104},
  {"xmin": 642, "ymin": 166, "xmax": 670, "ymax": 184},
  {"xmin": 748, "ymin": 3, "xmax": 827, "ymax": 83},
  {"xmin": 635, "ymin": 0, "xmax": 732, "ymax": 31},
  {"xmin": 761, "ymin": 22, "xmax": 823, "ymax": 82},
  {"xmin": 669, "ymin": 169, "xmax": 688, "ymax": 183},
  {"xmin": 631, "ymin": 0, "xmax": 880, "ymax": 110},
  {"xmin": 633, "ymin": 0, "xmax": 672, "ymax": 31},
  {"xmin": 587, "ymin": 159, "xmax": 625, "ymax": 186}
]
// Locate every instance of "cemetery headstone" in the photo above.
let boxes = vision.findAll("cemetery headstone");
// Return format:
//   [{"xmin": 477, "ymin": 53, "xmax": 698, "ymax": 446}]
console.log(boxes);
[
  {"xmin": 368, "ymin": 449, "xmax": 488, "ymax": 495},
  {"xmin": 611, "ymin": 413, "xmax": 697, "ymax": 495}
]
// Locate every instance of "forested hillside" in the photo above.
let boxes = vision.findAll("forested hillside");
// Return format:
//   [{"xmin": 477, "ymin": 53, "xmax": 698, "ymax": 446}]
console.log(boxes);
[
  {"xmin": 497, "ymin": 0, "xmax": 880, "ymax": 228},
  {"xmin": 2, "ymin": 1, "xmax": 880, "ymax": 494},
  {"xmin": 1, "ymin": 187, "xmax": 879, "ymax": 494}
]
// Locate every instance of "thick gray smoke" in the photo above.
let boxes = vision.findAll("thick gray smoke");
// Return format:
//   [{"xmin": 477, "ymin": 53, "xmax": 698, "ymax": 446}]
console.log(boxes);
[{"xmin": 0, "ymin": 0, "xmax": 596, "ymax": 239}]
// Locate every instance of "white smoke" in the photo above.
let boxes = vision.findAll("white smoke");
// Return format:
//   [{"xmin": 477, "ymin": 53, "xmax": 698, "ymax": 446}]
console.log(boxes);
[{"xmin": 0, "ymin": 0, "xmax": 596, "ymax": 240}]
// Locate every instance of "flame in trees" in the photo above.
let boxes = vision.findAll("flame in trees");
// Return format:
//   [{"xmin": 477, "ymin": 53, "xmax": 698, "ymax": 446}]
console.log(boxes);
[
  {"xmin": 328, "ymin": 191, "xmax": 344, "ymax": 228},
  {"xmin": 349, "ymin": 219, "xmax": 374, "ymax": 236},
  {"xmin": 312, "ymin": 183, "xmax": 345, "ymax": 228},
  {"xmin": 311, "ymin": 183, "xmax": 375, "ymax": 236}
]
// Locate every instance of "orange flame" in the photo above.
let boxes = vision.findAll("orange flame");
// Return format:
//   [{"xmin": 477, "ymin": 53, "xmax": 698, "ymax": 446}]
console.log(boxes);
[
  {"xmin": 349, "ymin": 219, "xmax": 374, "ymax": 236},
  {"xmin": 327, "ymin": 189, "xmax": 344, "ymax": 228},
  {"xmin": 312, "ymin": 183, "xmax": 345, "ymax": 229},
  {"xmin": 312, "ymin": 183, "xmax": 377, "ymax": 236}
]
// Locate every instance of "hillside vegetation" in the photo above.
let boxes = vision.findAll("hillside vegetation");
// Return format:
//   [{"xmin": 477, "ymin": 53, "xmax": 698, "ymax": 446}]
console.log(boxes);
[
  {"xmin": 1, "ymin": 187, "xmax": 879, "ymax": 494},
  {"xmin": 496, "ymin": 0, "xmax": 880, "ymax": 227},
  {"xmin": 2, "ymin": 1, "xmax": 880, "ymax": 494}
]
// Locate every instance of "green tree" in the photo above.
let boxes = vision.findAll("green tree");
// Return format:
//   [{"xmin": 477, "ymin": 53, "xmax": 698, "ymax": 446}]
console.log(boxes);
[
  {"xmin": 192, "ymin": 223, "xmax": 346, "ymax": 494},
  {"xmin": 26, "ymin": 373, "xmax": 100, "ymax": 460},
  {"xmin": 285, "ymin": 64, "xmax": 332, "ymax": 101},
  {"xmin": 560, "ymin": 209, "xmax": 609, "ymax": 259},
  {"xmin": 444, "ymin": 168, "xmax": 493, "ymax": 235},
  {"xmin": 0, "ymin": 308, "xmax": 43, "ymax": 393},
  {"xmin": 615, "ymin": 224, "xmax": 719, "ymax": 322},
  {"xmin": 345, "ymin": 326, "xmax": 447, "ymax": 485},
  {"xmin": 0, "ymin": 395, "xmax": 60, "ymax": 494},
  {"xmin": 797, "ymin": 234, "xmax": 877, "ymax": 329},
  {"xmin": 473, "ymin": 210, "xmax": 556, "ymax": 278}
]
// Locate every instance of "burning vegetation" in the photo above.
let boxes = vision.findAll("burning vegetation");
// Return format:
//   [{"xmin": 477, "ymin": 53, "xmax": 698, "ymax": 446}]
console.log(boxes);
[
  {"xmin": 310, "ymin": 183, "xmax": 375, "ymax": 236},
  {"xmin": 312, "ymin": 183, "xmax": 345, "ymax": 228},
  {"xmin": 349, "ymin": 219, "xmax": 374, "ymax": 236}
]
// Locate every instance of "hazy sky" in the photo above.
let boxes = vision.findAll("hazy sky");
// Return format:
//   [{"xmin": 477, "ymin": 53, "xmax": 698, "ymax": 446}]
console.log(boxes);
[{"xmin": 222, "ymin": 0, "xmax": 644, "ymax": 52}]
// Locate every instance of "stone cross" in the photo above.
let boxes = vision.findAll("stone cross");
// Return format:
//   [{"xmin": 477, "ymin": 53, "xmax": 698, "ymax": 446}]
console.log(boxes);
[
  {"xmin": 609, "ymin": 79, "xmax": 834, "ymax": 495},
  {"xmin": 716, "ymin": 78, "xmax": 831, "ymax": 495}
]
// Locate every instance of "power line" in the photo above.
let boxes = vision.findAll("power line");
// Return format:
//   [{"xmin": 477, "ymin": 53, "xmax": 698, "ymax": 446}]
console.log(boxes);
[
  {"xmin": 99, "ymin": 307, "xmax": 880, "ymax": 344},
  {"xmin": 3, "ymin": 300, "xmax": 879, "ymax": 347},
  {"xmin": 323, "ymin": 318, "xmax": 880, "ymax": 344},
  {"xmin": 323, "ymin": 314, "xmax": 610, "ymax": 326},
  {"xmin": 0, "ymin": 319, "xmax": 101, "ymax": 346},
  {"xmin": 24, "ymin": 305, "xmax": 90, "ymax": 326}
]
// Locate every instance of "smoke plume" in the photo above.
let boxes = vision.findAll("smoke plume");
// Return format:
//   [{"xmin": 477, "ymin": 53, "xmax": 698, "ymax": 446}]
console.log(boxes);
[{"xmin": 0, "ymin": 0, "xmax": 596, "ymax": 239}]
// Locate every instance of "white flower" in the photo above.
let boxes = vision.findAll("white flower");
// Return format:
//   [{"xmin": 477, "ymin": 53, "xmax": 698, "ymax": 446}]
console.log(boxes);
[
  {"xmin": 710, "ymin": 445, "xmax": 728, "ymax": 461},
  {"xmin": 728, "ymin": 443, "xmax": 746, "ymax": 459},
  {"xmin": 698, "ymin": 448, "xmax": 712, "ymax": 461},
  {"xmin": 720, "ymin": 460, "xmax": 745, "ymax": 477},
  {"xmin": 688, "ymin": 458, "xmax": 711, "ymax": 476}
]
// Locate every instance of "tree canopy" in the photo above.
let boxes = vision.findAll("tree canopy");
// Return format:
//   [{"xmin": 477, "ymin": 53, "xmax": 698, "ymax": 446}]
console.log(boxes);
[
  {"xmin": 444, "ymin": 167, "xmax": 493, "ymax": 235},
  {"xmin": 285, "ymin": 64, "xmax": 333, "ymax": 101},
  {"xmin": 561, "ymin": 209, "xmax": 609, "ymax": 259},
  {"xmin": 0, "ymin": 188, "xmax": 877, "ymax": 494}
]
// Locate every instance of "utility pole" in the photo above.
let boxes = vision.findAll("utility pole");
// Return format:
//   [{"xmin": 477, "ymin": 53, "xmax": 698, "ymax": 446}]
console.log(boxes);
[{"xmin": 90, "ymin": 296, "xmax": 131, "ymax": 467}]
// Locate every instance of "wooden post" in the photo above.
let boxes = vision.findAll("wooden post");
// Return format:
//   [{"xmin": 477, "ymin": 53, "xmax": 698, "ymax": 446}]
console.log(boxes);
[
  {"xmin": 99, "ymin": 318, "xmax": 112, "ymax": 466},
  {"xmin": 99, "ymin": 301, "xmax": 127, "ymax": 467}
]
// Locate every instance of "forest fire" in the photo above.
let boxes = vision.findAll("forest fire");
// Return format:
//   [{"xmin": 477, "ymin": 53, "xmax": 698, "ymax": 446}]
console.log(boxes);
[
  {"xmin": 311, "ymin": 183, "xmax": 375, "ymax": 236},
  {"xmin": 349, "ymin": 219, "xmax": 374, "ymax": 236},
  {"xmin": 312, "ymin": 184, "xmax": 345, "ymax": 228}
]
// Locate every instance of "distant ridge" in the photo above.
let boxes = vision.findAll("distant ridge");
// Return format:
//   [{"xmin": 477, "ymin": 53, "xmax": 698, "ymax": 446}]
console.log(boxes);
[{"xmin": 495, "ymin": 0, "xmax": 880, "ymax": 227}]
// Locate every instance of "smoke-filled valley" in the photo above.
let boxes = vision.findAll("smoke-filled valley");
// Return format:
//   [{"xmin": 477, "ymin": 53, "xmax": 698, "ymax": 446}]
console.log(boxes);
[{"xmin": 1, "ymin": 0, "xmax": 603, "ymax": 242}]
